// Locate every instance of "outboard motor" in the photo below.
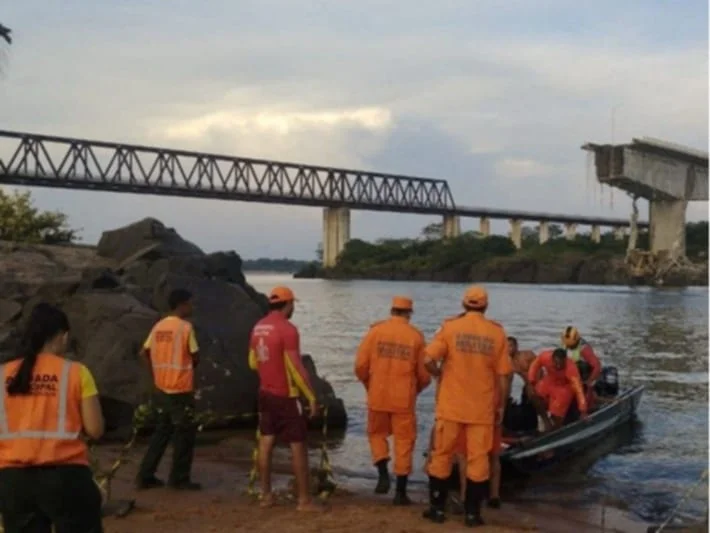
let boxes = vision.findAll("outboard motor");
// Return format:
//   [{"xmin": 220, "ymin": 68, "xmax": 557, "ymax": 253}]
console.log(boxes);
[{"xmin": 594, "ymin": 366, "xmax": 619, "ymax": 398}]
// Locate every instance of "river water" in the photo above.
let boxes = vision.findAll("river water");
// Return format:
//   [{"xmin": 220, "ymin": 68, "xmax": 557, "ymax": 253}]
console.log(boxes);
[{"xmin": 247, "ymin": 273, "xmax": 709, "ymax": 524}]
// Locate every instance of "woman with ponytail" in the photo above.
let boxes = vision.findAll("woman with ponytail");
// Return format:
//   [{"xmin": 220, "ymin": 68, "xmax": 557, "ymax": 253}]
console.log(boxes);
[{"xmin": 0, "ymin": 302, "xmax": 105, "ymax": 533}]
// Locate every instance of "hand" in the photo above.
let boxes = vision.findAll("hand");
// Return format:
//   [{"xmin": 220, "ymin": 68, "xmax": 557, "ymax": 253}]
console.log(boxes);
[{"xmin": 308, "ymin": 401, "xmax": 319, "ymax": 419}]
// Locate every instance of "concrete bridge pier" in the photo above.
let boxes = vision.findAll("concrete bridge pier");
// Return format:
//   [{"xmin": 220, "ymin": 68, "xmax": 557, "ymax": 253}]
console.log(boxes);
[
  {"xmin": 539, "ymin": 221, "xmax": 550, "ymax": 244},
  {"xmin": 442, "ymin": 214, "xmax": 461, "ymax": 238},
  {"xmin": 564, "ymin": 223, "xmax": 577, "ymax": 241},
  {"xmin": 509, "ymin": 219, "xmax": 522, "ymax": 249},
  {"xmin": 649, "ymin": 199, "xmax": 688, "ymax": 254},
  {"xmin": 322, "ymin": 207, "xmax": 351, "ymax": 267},
  {"xmin": 591, "ymin": 225, "xmax": 601, "ymax": 243},
  {"xmin": 479, "ymin": 217, "xmax": 491, "ymax": 237}
]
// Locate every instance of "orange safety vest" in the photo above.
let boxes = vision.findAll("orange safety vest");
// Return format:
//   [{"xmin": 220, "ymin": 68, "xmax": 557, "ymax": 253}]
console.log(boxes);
[
  {"xmin": 149, "ymin": 317, "xmax": 194, "ymax": 393},
  {"xmin": 0, "ymin": 353, "xmax": 88, "ymax": 468}
]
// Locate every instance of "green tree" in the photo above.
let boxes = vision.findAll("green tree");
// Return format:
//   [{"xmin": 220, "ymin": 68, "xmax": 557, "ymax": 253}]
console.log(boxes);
[
  {"xmin": 420, "ymin": 222, "xmax": 443, "ymax": 240},
  {"xmin": 0, "ymin": 189, "xmax": 79, "ymax": 244}
]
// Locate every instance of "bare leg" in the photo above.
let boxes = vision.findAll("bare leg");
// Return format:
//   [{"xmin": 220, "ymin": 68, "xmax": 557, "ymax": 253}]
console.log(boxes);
[
  {"xmin": 489, "ymin": 454, "xmax": 501, "ymax": 501},
  {"xmin": 290, "ymin": 442, "xmax": 324, "ymax": 512},
  {"xmin": 457, "ymin": 455, "xmax": 466, "ymax": 500},
  {"xmin": 258, "ymin": 435, "xmax": 275, "ymax": 507}
]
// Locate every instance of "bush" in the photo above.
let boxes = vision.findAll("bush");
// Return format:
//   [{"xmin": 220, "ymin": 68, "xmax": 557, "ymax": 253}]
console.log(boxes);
[{"xmin": 0, "ymin": 189, "xmax": 79, "ymax": 244}]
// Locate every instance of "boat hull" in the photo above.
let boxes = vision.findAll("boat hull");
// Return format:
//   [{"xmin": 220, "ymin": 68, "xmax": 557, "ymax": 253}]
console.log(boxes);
[{"xmin": 499, "ymin": 385, "xmax": 645, "ymax": 475}]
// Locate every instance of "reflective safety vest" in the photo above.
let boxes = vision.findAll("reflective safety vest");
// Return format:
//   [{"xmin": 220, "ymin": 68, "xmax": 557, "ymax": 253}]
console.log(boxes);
[
  {"xmin": 565, "ymin": 339, "xmax": 588, "ymax": 362},
  {"xmin": 149, "ymin": 317, "xmax": 194, "ymax": 393},
  {"xmin": 0, "ymin": 354, "xmax": 88, "ymax": 468}
]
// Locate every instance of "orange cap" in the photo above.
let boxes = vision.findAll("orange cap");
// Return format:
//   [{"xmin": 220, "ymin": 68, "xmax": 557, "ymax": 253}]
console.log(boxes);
[
  {"xmin": 391, "ymin": 296, "xmax": 413, "ymax": 311},
  {"xmin": 462, "ymin": 285, "xmax": 488, "ymax": 309},
  {"xmin": 269, "ymin": 286, "xmax": 296, "ymax": 304}
]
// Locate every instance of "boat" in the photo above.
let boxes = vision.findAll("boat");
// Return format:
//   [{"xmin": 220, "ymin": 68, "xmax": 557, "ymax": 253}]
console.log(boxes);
[{"xmin": 499, "ymin": 382, "xmax": 645, "ymax": 476}]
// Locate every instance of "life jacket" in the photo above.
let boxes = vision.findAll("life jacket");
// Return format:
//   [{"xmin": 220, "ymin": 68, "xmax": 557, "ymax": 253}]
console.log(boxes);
[
  {"xmin": 564, "ymin": 338, "xmax": 588, "ymax": 362},
  {"xmin": 0, "ymin": 354, "xmax": 88, "ymax": 468}
]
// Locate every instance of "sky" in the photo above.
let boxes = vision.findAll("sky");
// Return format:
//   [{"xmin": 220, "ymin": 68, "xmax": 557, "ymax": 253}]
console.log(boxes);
[{"xmin": 1, "ymin": 0, "xmax": 708, "ymax": 260}]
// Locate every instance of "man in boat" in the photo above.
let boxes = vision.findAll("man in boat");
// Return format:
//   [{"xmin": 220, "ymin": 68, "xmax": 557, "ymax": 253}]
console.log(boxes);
[
  {"xmin": 509, "ymin": 337, "xmax": 554, "ymax": 431},
  {"xmin": 527, "ymin": 348, "xmax": 588, "ymax": 430},
  {"xmin": 422, "ymin": 285, "xmax": 512, "ymax": 527},
  {"xmin": 560, "ymin": 327, "xmax": 601, "ymax": 409},
  {"xmin": 354, "ymin": 296, "xmax": 430, "ymax": 505}
]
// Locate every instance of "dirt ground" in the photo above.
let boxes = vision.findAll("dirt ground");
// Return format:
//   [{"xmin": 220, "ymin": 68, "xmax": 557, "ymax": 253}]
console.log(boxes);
[{"xmin": 95, "ymin": 437, "xmax": 652, "ymax": 533}]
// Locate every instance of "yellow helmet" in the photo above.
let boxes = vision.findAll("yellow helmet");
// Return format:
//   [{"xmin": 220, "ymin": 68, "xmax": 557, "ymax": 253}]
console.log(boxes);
[{"xmin": 561, "ymin": 326, "xmax": 581, "ymax": 348}]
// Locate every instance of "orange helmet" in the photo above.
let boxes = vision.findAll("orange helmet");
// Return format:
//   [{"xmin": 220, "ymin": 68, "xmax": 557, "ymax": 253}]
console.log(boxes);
[{"xmin": 561, "ymin": 326, "xmax": 581, "ymax": 348}]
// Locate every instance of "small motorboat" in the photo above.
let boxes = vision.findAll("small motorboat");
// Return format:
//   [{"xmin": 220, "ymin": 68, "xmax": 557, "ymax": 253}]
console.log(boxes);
[{"xmin": 499, "ymin": 379, "xmax": 644, "ymax": 475}]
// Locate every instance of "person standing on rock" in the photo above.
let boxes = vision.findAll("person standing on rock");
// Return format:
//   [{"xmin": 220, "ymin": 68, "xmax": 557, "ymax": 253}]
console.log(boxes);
[
  {"xmin": 248, "ymin": 286, "xmax": 323, "ymax": 512},
  {"xmin": 354, "ymin": 296, "xmax": 430, "ymax": 505},
  {"xmin": 0, "ymin": 302, "xmax": 105, "ymax": 533},
  {"xmin": 136, "ymin": 288, "xmax": 202, "ymax": 491},
  {"xmin": 422, "ymin": 286, "xmax": 512, "ymax": 528}
]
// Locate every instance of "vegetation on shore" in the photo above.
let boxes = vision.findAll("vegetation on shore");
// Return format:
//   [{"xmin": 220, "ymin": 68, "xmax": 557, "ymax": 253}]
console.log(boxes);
[
  {"xmin": 241, "ymin": 257, "xmax": 310, "ymax": 272},
  {"xmin": 295, "ymin": 222, "xmax": 708, "ymax": 284},
  {"xmin": 0, "ymin": 189, "xmax": 79, "ymax": 244}
]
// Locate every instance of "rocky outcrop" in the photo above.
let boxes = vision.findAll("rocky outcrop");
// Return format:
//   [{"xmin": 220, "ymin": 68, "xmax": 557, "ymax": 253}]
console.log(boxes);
[
  {"xmin": 0, "ymin": 218, "xmax": 347, "ymax": 436},
  {"xmin": 299, "ymin": 252, "xmax": 708, "ymax": 286}
]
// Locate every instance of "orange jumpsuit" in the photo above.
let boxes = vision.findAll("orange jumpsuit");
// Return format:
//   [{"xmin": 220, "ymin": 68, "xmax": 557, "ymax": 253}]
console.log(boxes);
[
  {"xmin": 355, "ymin": 316, "xmax": 430, "ymax": 476},
  {"xmin": 528, "ymin": 351, "xmax": 587, "ymax": 419},
  {"xmin": 426, "ymin": 312, "xmax": 512, "ymax": 482}
]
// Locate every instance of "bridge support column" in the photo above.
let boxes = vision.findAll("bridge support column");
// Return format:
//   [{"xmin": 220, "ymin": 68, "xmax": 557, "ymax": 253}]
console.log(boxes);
[
  {"xmin": 322, "ymin": 207, "xmax": 351, "ymax": 268},
  {"xmin": 564, "ymin": 222, "xmax": 577, "ymax": 241},
  {"xmin": 509, "ymin": 219, "xmax": 522, "ymax": 249},
  {"xmin": 613, "ymin": 227, "xmax": 626, "ymax": 240},
  {"xmin": 442, "ymin": 214, "xmax": 461, "ymax": 239},
  {"xmin": 591, "ymin": 225, "xmax": 601, "ymax": 243},
  {"xmin": 649, "ymin": 199, "xmax": 687, "ymax": 256},
  {"xmin": 479, "ymin": 217, "xmax": 491, "ymax": 237},
  {"xmin": 538, "ymin": 221, "xmax": 549, "ymax": 244}
]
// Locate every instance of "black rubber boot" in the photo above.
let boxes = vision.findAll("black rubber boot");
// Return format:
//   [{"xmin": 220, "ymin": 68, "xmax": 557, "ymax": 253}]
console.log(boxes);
[
  {"xmin": 422, "ymin": 476, "xmax": 448, "ymax": 524},
  {"xmin": 374, "ymin": 459, "xmax": 391, "ymax": 494},
  {"xmin": 392, "ymin": 475, "xmax": 412, "ymax": 506},
  {"xmin": 463, "ymin": 480, "xmax": 486, "ymax": 528}
]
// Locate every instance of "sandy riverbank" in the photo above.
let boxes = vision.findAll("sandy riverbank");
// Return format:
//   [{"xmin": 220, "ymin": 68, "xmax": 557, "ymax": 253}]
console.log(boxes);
[{"xmin": 95, "ymin": 436, "xmax": 652, "ymax": 533}]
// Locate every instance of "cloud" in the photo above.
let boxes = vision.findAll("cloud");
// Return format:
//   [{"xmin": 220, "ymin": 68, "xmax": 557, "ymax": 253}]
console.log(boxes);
[
  {"xmin": 0, "ymin": 0, "xmax": 707, "ymax": 258},
  {"xmin": 494, "ymin": 158, "xmax": 558, "ymax": 180}
]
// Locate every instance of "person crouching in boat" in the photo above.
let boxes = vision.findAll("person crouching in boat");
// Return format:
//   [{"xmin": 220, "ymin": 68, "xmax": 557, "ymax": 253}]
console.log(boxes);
[
  {"xmin": 527, "ymin": 348, "xmax": 588, "ymax": 430},
  {"xmin": 509, "ymin": 337, "xmax": 554, "ymax": 432},
  {"xmin": 354, "ymin": 296, "xmax": 430, "ymax": 505},
  {"xmin": 560, "ymin": 327, "xmax": 601, "ymax": 410}
]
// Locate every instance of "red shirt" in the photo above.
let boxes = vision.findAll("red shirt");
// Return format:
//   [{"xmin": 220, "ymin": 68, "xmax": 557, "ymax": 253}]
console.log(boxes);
[{"xmin": 248, "ymin": 311, "xmax": 315, "ymax": 403}]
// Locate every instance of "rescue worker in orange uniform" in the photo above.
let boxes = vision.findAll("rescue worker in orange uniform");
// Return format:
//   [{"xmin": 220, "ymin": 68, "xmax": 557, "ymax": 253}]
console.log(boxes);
[
  {"xmin": 423, "ymin": 286, "xmax": 512, "ymax": 527},
  {"xmin": 354, "ymin": 296, "xmax": 430, "ymax": 505},
  {"xmin": 560, "ymin": 327, "xmax": 601, "ymax": 409},
  {"xmin": 136, "ymin": 289, "xmax": 202, "ymax": 491},
  {"xmin": 0, "ymin": 302, "xmax": 105, "ymax": 533},
  {"xmin": 527, "ymin": 348, "xmax": 588, "ymax": 429},
  {"xmin": 248, "ymin": 286, "xmax": 323, "ymax": 512}
]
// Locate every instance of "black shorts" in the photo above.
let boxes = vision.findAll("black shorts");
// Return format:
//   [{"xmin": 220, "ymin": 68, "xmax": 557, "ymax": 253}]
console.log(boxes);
[{"xmin": 258, "ymin": 392, "xmax": 307, "ymax": 444}]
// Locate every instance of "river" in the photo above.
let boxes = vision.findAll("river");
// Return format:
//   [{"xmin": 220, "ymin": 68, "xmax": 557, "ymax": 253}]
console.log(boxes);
[{"xmin": 246, "ymin": 273, "xmax": 709, "ymax": 524}]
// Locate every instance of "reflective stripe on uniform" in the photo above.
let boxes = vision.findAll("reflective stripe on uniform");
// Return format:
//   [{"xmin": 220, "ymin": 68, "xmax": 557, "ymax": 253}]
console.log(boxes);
[
  {"xmin": 0, "ymin": 360, "xmax": 80, "ymax": 441},
  {"xmin": 151, "ymin": 321, "xmax": 192, "ymax": 372}
]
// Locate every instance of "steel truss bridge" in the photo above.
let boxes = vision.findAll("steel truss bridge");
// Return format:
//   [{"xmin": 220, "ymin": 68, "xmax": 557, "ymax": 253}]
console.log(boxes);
[{"xmin": 0, "ymin": 130, "xmax": 646, "ymax": 228}]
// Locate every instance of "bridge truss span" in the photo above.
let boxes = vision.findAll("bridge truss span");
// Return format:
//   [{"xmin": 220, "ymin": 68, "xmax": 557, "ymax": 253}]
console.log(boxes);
[{"xmin": 0, "ymin": 131, "xmax": 456, "ymax": 213}]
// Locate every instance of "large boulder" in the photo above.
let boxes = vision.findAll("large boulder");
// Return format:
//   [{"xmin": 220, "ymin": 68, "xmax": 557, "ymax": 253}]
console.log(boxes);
[
  {"xmin": 97, "ymin": 217, "xmax": 203, "ymax": 263},
  {"xmin": 0, "ymin": 220, "xmax": 348, "ymax": 434}
]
